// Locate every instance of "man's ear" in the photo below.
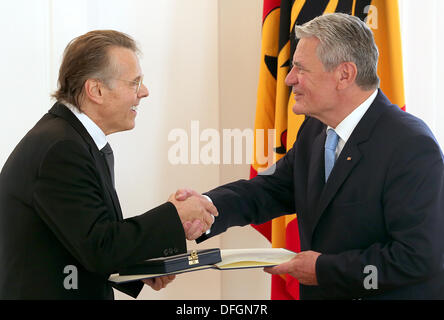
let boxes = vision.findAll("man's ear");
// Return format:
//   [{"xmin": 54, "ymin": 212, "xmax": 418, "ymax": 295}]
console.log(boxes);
[
  {"xmin": 336, "ymin": 62, "xmax": 358, "ymax": 90},
  {"xmin": 84, "ymin": 79, "xmax": 105, "ymax": 104}
]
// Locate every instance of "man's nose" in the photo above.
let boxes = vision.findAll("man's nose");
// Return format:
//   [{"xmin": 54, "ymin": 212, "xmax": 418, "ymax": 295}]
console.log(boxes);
[
  {"xmin": 285, "ymin": 67, "xmax": 298, "ymax": 87},
  {"xmin": 138, "ymin": 84, "xmax": 149, "ymax": 98}
]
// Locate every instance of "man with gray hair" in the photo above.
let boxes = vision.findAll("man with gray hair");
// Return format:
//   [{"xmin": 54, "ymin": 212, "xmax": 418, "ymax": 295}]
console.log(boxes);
[{"xmin": 180, "ymin": 13, "xmax": 444, "ymax": 299}]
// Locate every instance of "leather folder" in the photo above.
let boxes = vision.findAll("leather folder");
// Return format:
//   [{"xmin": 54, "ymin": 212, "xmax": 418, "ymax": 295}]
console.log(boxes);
[{"xmin": 118, "ymin": 248, "xmax": 221, "ymax": 275}]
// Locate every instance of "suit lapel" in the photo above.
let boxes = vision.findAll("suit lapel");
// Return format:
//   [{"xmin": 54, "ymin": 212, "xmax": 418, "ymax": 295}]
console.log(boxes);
[
  {"xmin": 305, "ymin": 128, "xmax": 327, "ymax": 231},
  {"xmin": 48, "ymin": 102, "xmax": 124, "ymax": 221},
  {"xmin": 308, "ymin": 89, "xmax": 390, "ymax": 241},
  {"xmin": 313, "ymin": 143, "xmax": 362, "ymax": 230}
]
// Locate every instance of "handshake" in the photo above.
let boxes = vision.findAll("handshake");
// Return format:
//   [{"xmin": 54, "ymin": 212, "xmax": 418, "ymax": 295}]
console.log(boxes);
[
  {"xmin": 168, "ymin": 189, "xmax": 218, "ymax": 240},
  {"xmin": 142, "ymin": 189, "xmax": 217, "ymax": 291}
]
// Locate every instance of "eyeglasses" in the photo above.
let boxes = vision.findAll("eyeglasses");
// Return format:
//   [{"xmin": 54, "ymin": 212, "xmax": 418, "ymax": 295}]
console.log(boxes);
[{"xmin": 112, "ymin": 75, "xmax": 144, "ymax": 94}]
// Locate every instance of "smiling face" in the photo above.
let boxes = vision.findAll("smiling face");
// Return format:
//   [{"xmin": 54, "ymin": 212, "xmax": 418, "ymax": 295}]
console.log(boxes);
[
  {"xmin": 285, "ymin": 37, "xmax": 339, "ymax": 121},
  {"xmin": 99, "ymin": 46, "xmax": 149, "ymax": 135}
]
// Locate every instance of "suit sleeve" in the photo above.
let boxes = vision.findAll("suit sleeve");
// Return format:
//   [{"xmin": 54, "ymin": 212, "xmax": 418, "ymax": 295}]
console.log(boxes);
[
  {"xmin": 198, "ymin": 145, "xmax": 297, "ymax": 241},
  {"xmin": 32, "ymin": 140, "xmax": 187, "ymax": 276},
  {"xmin": 316, "ymin": 134, "xmax": 444, "ymax": 298}
]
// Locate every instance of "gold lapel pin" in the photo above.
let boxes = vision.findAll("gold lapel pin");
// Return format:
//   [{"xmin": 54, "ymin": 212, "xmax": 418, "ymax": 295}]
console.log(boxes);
[{"xmin": 347, "ymin": 157, "xmax": 352, "ymax": 161}]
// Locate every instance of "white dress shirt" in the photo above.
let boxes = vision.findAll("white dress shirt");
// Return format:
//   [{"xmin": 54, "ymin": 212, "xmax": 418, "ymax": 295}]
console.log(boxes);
[
  {"xmin": 64, "ymin": 102, "xmax": 108, "ymax": 150},
  {"xmin": 327, "ymin": 89, "xmax": 378, "ymax": 160}
]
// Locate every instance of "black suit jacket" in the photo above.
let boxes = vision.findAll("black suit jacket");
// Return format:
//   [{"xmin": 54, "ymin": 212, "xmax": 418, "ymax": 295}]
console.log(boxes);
[
  {"xmin": 0, "ymin": 102, "xmax": 186, "ymax": 299},
  {"xmin": 199, "ymin": 90, "xmax": 444, "ymax": 299}
]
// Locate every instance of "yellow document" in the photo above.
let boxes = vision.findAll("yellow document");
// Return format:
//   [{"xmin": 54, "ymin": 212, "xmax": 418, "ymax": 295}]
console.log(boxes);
[{"xmin": 215, "ymin": 248, "xmax": 296, "ymax": 269}]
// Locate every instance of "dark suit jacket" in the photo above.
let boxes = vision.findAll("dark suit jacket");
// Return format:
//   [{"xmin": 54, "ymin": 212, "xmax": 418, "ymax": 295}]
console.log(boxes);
[
  {"xmin": 199, "ymin": 90, "xmax": 444, "ymax": 299},
  {"xmin": 0, "ymin": 102, "xmax": 186, "ymax": 299}
]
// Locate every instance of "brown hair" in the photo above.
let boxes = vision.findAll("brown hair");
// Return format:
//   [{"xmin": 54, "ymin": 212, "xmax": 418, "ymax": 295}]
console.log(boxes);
[{"xmin": 52, "ymin": 30, "xmax": 139, "ymax": 109}]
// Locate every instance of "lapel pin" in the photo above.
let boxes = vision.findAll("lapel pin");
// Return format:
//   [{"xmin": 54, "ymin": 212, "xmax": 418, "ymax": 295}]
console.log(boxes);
[{"xmin": 347, "ymin": 157, "xmax": 352, "ymax": 161}]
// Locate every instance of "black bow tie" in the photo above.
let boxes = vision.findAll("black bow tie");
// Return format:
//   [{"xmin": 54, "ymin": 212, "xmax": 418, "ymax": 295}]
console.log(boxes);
[{"xmin": 101, "ymin": 143, "xmax": 115, "ymax": 187}]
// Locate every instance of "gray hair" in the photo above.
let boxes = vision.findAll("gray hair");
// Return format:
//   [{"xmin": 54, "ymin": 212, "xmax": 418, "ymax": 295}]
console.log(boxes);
[{"xmin": 295, "ymin": 13, "xmax": 379, "ymax": 90}]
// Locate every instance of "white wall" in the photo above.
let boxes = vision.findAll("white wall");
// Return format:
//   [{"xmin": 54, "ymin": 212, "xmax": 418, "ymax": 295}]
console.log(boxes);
[
  {"xmin": 0, "ymin": 0, "xmax": 52, "ymax": 166},
  {"xmin": 0, "ymin": 0, "xmax": 443, "ymax": 300},
  {"xmin": 399, "ymin": 0, "xmax": 444, "ymax": 148},
  {"xmin": 217, "ymin": 0, "xmax": 271, "ymax": 300},
  {"xmin": 106, "ymin": 0, "xmax": 223, "ymax": 300}
]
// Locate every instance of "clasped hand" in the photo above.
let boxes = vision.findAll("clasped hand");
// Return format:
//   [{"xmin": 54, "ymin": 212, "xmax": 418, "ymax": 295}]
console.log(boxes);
[{"xmin": 168, "ymin": 188, "xmax": 218, "ymax": 240}]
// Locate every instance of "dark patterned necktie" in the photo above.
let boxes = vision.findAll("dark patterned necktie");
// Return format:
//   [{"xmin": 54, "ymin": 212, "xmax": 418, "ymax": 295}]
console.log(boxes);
[{"xmin": 101, "ymin": 143, "xmax": 115, "ymax": 187}]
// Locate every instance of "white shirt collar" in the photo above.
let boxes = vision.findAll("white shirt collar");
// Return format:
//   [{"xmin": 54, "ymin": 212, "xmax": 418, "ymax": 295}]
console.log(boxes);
[
  {"xmin": 64, "ymin": 102, "xmax": 108, "ymax": 150},
  {"xmin": 327, "ymin": 89, "xmax": 378, "ymax": 157},
  {"xmin": 328, "ymin": 90, "xmax": 378, "ymax": 142}
]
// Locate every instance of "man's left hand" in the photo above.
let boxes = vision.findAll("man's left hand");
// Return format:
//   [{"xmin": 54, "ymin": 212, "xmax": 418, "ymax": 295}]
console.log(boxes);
[{"xmin": 264, "ymin": 250, "xmax": 321, "ymax": 286}]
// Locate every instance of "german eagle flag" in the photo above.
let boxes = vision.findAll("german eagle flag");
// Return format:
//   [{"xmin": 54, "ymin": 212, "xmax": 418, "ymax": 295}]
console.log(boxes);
[{"xmin": 250, "ymin": 0, "xmax": 405, "ymax": 300}]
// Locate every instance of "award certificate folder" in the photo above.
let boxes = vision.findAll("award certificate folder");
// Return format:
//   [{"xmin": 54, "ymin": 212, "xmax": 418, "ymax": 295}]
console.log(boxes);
[
  {"xmin": 118, "ymin": 248, "xmax": 221, "ymax": 275},
  {"xmin": 109, "ymin": 248, "xmax": 296, "ymax": 284}
]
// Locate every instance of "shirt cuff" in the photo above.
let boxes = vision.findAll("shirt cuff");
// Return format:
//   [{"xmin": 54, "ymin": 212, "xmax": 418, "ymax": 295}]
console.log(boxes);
[{"xmin": 202, "ymin": 195, "xmax": 214, "ymax": 235}]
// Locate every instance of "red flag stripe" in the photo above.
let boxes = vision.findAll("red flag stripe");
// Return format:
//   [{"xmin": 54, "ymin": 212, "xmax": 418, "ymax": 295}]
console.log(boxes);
[{"xmin": 262, "ymin": 0, "xmax": 281, "ymax": 22}]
